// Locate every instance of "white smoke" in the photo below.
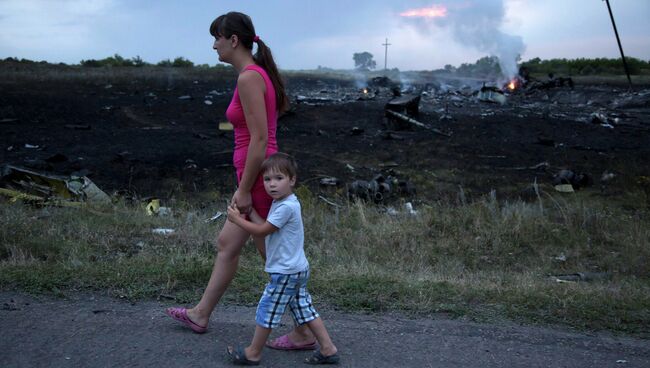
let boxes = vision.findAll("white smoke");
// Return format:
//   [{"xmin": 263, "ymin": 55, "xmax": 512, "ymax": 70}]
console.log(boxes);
[{"xmin": 403, "ymin": 0, "xmax": 525, "ymax": 80}]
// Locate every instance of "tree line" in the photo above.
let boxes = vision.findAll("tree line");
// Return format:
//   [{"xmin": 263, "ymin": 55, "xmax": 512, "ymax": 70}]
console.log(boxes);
[
  {"xmin": 519, "ymin": 57, "xmax": 650, "ymax": 76},
  {"xmin": 439, "ymin": 56, "xmax": 650, "ymax": 77},
  {"xmin": 2, "ymin": 54, "xmax": 213, "ymax": 68},
  {"xmin": 4, "ymin": 54, "xmax": 650, "ymax": 75},
  {"xmin": 80, "ymin": 54, "xmax": 196, "ymax": 68}
]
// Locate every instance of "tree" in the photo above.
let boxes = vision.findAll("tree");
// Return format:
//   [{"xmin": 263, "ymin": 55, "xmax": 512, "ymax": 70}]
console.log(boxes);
[
  {"xmin": 353, "ymin": 52, "xmax": 376, "ymax": 71},
  {"xmin": 443, "ymin": 64, "xmax": 456, "ymax": 73},
  {"xmin": 131, "ymin": 55, "xmax": 146, "ymax": 67},
  {"xmin": 172, "ymin": 57, "xmax": 194, "ymax": 67},
  {"xmin": 157, "ymin": 59, "xmax": 173, "ymax": 67}
]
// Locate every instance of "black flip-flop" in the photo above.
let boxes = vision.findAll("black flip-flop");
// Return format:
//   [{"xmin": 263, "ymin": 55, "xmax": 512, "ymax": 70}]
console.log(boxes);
[
  {"xmin": 305, "ymin": 350, "xmax": 340, "ymax": 365},
  {"xmin": 227, "ymin": 346, "xmax": 260, "ymax": 366}
]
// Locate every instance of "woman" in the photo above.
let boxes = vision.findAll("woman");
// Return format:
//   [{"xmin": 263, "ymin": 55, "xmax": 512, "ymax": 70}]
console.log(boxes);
[{"xmin": 165, "ymin": 11, "xmax": 315, "ymax": 350}]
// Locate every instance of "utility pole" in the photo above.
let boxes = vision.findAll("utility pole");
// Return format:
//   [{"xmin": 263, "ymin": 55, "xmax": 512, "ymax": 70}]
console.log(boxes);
[
  {"xmin": 604, "ymin": 0, "xmax": 632, "ymax": 88},
  {"xmin": 382, "ymin": 38, "xmax": 391, "ymax": 72}
]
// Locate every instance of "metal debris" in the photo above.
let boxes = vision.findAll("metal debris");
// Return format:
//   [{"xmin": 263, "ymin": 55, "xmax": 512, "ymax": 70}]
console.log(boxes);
[
  {"xmin": 218, "ymin": 122, "xmax": 233, "ymax": 131},
  {"xmin": 550, "ymin": 272, "xmax": 611, "ymax": 283},
  {"xmin": 385, "ymin": 110, "xmax": 451, "ymax": 137},
  {"xmin": 319, "ymin": 177, "xmax": 339, "ymax": 186},
  {"xmin": 145, "ymin": 199, "xmax": 171, "ymax": 216},
  {"xmin": 152, "ymin": 228, "xmax": 175, "ymax": 235},
  {"xmin": 348, "ymin": 173, "xmax": 415, "ymax": 203},
  {"xmin": 205, "ymin": 211, "xmax": 224, "ymax": 223},
  {"xmin": 0, "ymin": 165, "xmax": 111, "ymax": 205},
  {"xmin": 478, "ymin": 86, "xmax": 506, "ymax": 105},
  {"xmin": 552, "ymin": 169, "xmax": 592, "ymax": 190}
]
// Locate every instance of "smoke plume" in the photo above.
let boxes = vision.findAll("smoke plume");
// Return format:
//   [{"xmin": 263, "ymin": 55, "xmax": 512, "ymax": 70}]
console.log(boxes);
[{"xmin": 401, "ymin": 0, "xmax": 525, "ymax": 80}]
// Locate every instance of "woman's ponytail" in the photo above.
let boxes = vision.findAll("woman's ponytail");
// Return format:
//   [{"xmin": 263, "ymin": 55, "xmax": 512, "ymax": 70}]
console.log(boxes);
[{"xmin": 254, "ymin": 39, "xmax": 289, "ymax": 113}]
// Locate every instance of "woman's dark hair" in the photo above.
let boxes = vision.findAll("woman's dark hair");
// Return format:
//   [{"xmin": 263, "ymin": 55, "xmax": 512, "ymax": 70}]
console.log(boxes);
[{"xmin": 210, "ymin": 12, "xmax": 289, "ymax": 113}]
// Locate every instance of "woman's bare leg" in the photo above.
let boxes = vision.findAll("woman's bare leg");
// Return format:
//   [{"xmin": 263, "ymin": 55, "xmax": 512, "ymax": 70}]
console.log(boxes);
[
  {"xmin": 284, "ymin": 323, "xmax": 316, "ymax": 345},
  {"xmin": 186, "ymin": 220, "xmax": 251, "ymax": 327}
]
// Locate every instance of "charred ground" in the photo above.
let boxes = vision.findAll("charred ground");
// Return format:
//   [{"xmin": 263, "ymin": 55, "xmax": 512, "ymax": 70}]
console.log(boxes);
[{"xmin": 1, "ymin": 65, "xmax": 649, "ymax": 207}]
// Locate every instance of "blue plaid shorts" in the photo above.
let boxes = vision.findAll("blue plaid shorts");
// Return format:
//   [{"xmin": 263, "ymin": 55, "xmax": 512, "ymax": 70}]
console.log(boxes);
[{"xmin": 255, "ymin": 269, "xmax": 320, "ymax": 329}]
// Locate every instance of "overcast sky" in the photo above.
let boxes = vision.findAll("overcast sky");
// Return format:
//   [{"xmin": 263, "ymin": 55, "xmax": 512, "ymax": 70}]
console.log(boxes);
[{"xmin": 0, "ymin": 0, "xmax": 648, "ymax": 71}]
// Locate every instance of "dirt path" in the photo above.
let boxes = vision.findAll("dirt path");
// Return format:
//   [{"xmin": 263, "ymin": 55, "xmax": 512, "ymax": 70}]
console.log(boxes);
[{"xmin": 1, "ymin": 292, "xmax": 648, "ymax": 367}]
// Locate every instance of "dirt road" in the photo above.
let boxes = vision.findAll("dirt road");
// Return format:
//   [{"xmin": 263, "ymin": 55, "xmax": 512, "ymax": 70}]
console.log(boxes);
[{"xmin": 1, "ymin": 291, "xmax": 648, "ymax": 367}]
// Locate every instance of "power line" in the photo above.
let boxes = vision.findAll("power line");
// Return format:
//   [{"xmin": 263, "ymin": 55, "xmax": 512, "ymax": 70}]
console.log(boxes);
[
  {"xmin": 604, "ymin": 0, "xmax": 632, "ymax": 89},
  {"xmin": 382, "ymin": 38, "xmax": 391, "ymax": 71}
]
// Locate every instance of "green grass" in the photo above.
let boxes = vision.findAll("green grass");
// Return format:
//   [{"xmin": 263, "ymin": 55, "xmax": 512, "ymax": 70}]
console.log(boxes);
[{"xmin": 1, "ymin": 186, "xmax": 649, "ymax": 336}]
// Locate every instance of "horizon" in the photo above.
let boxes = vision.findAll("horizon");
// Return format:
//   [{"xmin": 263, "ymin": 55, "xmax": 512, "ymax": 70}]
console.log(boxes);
[
  {"xmin": 3, "ymin": 54, "xmax": 649, "ymax": 74},
  {"xmin": 1, "ymin": 1, "xmax": 649, "ymax": 73}
]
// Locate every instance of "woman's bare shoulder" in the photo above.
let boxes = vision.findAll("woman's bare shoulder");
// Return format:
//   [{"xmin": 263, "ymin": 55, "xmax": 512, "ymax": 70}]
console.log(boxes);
[{"xmin": 237, "ymin": 69, "xmax": 264, "ymax": 86}]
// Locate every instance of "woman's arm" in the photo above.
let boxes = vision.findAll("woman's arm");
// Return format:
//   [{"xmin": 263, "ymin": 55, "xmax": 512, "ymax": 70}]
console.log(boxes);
[{"xmin": 231, "ymin": 70, "xmax": 268, "ymax": 213}]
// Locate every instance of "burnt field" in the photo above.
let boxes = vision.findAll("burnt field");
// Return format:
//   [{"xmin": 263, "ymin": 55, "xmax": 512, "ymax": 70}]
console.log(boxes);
[{"xmin": 1, "ymin": 66, "xmax": 649, "ymax": 207}]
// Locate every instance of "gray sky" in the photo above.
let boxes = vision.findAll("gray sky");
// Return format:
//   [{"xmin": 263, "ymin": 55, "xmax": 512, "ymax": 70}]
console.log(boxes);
[{"xmin": 0, "ymin": 0, "xmax": 648, "ymax": 71}]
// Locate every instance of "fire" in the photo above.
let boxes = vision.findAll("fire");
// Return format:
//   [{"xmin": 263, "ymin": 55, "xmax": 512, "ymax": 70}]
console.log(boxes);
[
  {"xmin": 400, "ymin": 5, "xmax": 447, "ymax": 18},
  {"xmin": 508, "ymin": 81, "xmax": 516, "ymax": 91},
  {"xmin": 362, "ymin": 88, "xmax": 368, "ymax": 94}
]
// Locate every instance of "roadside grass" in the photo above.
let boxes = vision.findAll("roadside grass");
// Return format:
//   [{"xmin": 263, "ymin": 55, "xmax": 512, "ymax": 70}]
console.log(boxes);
[{"xmin": 1, "ymin": 186, "xmax": 649, "ymax": 336}]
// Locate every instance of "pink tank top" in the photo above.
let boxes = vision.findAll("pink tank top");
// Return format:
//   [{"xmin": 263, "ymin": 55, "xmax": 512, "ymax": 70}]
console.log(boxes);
[{"xmin": 225, "ymin": 64, "xmax": 279, "ymax": 170}]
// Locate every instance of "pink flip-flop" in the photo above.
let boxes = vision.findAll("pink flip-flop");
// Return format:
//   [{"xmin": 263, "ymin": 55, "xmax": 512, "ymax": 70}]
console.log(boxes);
[
  {"xmin": 165, "ymin": 307, "xmax": 208, "ymax": 334},
  {"xmin": 266, "ymin": 334, "xmax": 317, "ymax": 351}
]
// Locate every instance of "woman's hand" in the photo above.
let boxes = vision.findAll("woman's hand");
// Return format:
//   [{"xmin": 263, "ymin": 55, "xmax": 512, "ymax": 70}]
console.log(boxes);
[{"xmin": 231, "ymin": 189, "xmax": 252, "ymax": 216}]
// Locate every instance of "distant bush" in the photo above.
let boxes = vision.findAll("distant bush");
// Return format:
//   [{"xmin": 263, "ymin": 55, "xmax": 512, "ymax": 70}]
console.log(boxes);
[
  {"xmin": 80, "ymin": 54, "xmax": 150, "ymax": 67},
  {"xmin": 3, "ymin": 57, "xmax": 39, "ymax": 64},
  {"xmin": 520, "ymin": 57, "xmax": 650, "ymax": 76},
  {"xmin": 156, "ymin": 59, "xmax": 173, "ymax": 67},
  {"xmin": 131, "ymin": 56, "xmax": 146, "ymax": 67},
  {"xmin": 432, "ymin": 56, "xmax": 503, "ymax": 78},
  {"xmin": 211, "ymin": 64, "xmax": 235, "ymax": 72},
  {"xmin": 155, "ymin": 57, "xmax": 194, "ymax": 67},
  {"xmin": 431, "ymin": 56, "xmax": 650, "ymax": 77},
  {"xmin": 456, "ymin": 56, "xmax": 503, "ymax": 78},
  {"xmin": 172, "ymin": 57, "xmax": 194, "ymax": 68}
]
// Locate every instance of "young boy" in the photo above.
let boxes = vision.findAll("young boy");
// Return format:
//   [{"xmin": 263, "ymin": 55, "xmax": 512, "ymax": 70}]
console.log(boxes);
[{"xmin": 226, "ymin": 152, "xmax": 340, "ymax": 366}]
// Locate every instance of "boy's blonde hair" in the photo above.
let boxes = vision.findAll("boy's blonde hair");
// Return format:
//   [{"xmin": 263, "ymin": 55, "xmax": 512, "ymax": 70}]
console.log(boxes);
[{"xmin": 261, "ymin": 152, "xmax": 298, "ymax": 179}]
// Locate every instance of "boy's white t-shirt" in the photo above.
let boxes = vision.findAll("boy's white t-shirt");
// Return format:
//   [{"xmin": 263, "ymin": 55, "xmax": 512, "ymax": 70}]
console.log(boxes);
[{"xmin": 264, "ymin": 193, "xmax": 309, "ymax": 274}]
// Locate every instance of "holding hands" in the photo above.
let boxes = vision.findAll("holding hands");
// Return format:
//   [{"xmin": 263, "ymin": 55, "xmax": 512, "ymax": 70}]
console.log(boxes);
[
  {"xmin": 231, "ymin": 189, "xmax": 252, "ymax": 216},
  {"xmin": 227, "ymin": 203, "xmax": 243, "ymax": 222}
]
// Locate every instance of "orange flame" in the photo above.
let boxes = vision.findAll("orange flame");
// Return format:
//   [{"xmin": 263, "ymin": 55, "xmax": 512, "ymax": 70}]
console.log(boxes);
[
  {"xmin": 508, "ymin": 81, "xmax": 516, "ymax": 90},
  {"xmin": 400, "ymin": 5, "xmax": 447, "ymax": 18}
]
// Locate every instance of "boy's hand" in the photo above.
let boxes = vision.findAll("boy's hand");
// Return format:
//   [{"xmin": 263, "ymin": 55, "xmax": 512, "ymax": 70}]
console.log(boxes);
[{"xmin": 226, "ymin": 204, "xmax": 241, "ymax": 222}]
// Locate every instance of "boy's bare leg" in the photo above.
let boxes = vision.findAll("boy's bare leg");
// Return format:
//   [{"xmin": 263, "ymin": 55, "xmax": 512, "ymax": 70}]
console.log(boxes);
[
  {"xmin": 186, "ymin": 220, "xmax": 250, "ymax": 327},
  {"xmin": 305, "ymin": 317, "xmax": 337, "ymax": 356},
  {"xmin": 253, "ymin": 235, "xmax": 266, "ymax": 261},
  {"xmin": 243, "ymin": 326, "xmax": 273, "ymax": 362}
]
